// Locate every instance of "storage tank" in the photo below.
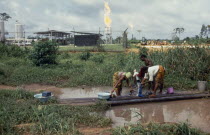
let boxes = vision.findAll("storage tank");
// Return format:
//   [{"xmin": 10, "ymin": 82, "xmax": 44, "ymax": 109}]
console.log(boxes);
[
  {"xmin": 0, "ymin": 21, "xmax": 5, "ymax": 42},
  {"xmin": 15, "ymin": 21, "xmax": 24, "ymax": 40}
]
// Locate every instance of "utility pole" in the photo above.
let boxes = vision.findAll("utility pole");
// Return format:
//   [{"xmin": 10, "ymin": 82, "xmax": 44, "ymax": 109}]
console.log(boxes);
[
  {"xmin": 123, "ymin": 28, "xmax": 128, "ymax": 48},
  {"xmin": 208, "ymin": 25, "xmax": 210, "ymax": 36},
  {"xmin": 137, "ymin": 30, "xmax": 141, "ymax": 42}
]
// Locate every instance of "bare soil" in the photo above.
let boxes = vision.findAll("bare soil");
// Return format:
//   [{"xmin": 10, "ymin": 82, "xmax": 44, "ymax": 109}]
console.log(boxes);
[{"xmin": 78, "ymin": 127, "xmax": 112, "ymax": 135}]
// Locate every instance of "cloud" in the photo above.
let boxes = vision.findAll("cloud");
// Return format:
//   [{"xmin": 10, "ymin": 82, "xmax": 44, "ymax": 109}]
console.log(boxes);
[{"xmin": 0, "ymin": 0, "xmax": 210, "ymax": 39}]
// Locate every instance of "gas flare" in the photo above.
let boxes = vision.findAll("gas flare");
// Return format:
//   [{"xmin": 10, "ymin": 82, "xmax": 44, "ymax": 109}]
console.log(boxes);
[
  {"xmin": 104, "ymin": 1, "xmax": 112, "ymax": 27},
  {"xmin": 129, "ymin": 23, "xmax": 134, "ymax": 30}
]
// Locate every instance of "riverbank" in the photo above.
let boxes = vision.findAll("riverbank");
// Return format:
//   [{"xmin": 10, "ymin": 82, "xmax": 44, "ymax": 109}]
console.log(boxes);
[{"xmin": 0, "ymin": 89, "xmax": 209, "ymax": 135}]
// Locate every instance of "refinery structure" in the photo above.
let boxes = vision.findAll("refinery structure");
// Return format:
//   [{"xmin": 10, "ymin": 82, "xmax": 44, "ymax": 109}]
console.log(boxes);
[
  {"xmin": 15, "ymin": 21, "xmax": 25, "ymax": 41},
  {"xmin": 0, "ymin": 21, "xmax": 5, "ymax": 42},
  {"xmin": 0, "ymin": 0, "xmax": 115, "ymax": 46},
  {"xmin": 104, "ymin": 0, "xmax": 112, "ymax": 44}
]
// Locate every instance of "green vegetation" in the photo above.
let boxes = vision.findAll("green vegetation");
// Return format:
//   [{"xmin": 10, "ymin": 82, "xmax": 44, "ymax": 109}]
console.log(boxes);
[
  {"xmin": 59, "ymin": 44, "xmax": 125, "ymax": 52},
  {"xmin": 30, "ymin": 41, "xmax": 58, "ymax": 66},
  {"xmin": 0, "ymin": 43, "xmax": 209, "ymax": 89},
  {"xmin": 1, "ymin": 89, "xmax": 208, "ymax": 135},
  {"xmin": 111, "ymin": 122, "xmax": 207, "ymax": 135},
  {"xmin": 0, "ymin": 43, "xmax": 29, "ymax": 57},
  {"xmin": 0, "ymin": 89, "xmax": 111, "ymax": 135}
]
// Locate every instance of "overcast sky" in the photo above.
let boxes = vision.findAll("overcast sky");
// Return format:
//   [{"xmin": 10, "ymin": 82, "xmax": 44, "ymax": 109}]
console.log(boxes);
[{"xmin": 1, "ymin": 0, "xmax": 210, "ymax": 39}]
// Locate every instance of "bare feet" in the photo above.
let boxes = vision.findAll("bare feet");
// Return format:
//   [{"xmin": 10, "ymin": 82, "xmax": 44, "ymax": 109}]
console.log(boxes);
[{"xmin": 149, "ymin": 94, "xmax": 156, "ymax": 98}]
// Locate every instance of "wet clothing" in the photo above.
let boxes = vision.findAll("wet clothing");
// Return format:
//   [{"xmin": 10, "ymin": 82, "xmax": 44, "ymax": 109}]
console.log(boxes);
[
  {"xmin": 144, "ymin": 65, "xmax": 165, "ymax": 84},
  {"xmin": 155, "ymin": 66, "xmax": 165, "ymax": 84},
  {"xmin": 133, "ymin": 72, "xmax": 140, "ymax": 81},
  {"xmin": 113, "ymin": 72, "xmax": 125, "ymax": 96}
]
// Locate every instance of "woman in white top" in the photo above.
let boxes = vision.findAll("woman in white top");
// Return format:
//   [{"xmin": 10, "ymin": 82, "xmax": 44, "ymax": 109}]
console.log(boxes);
[{"xmin": 141, "ymin": 65, "xmax": 165, "ymax": 97}]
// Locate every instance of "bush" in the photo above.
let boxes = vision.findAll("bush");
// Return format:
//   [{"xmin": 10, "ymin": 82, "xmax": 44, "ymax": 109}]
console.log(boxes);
[
  {"xmin": 0, "ymin": 43, "xmax": 27, "ymax": 57},
  {"xmin": 138, "ymin": 47, "xmax": 149, "ymax": 56},
  {"xmin": 90, "ymin": 54, "xmax": 105, "ymax": 63},
  {"xmin": 79, "ymin": 51, "xmax": 92, "ymax": 61},
  {"xmin": 30, "ymin": 41, "xmax": 58, "ymax": 66}
]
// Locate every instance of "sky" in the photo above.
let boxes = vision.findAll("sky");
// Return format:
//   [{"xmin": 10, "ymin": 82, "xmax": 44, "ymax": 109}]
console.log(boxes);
[{"xmin": 1, "ymin": 0, "xmax": 210, "ymax": 39}]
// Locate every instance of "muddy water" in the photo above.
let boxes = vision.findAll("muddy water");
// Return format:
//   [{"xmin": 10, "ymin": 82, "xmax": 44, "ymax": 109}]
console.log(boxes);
[
  {"xmin": 59, "ymin": 86, "xmax": 131, "ymax": 99},
  {"xmin": 105, "ymin": 99, "xmax": 210, "ymax": 133}
]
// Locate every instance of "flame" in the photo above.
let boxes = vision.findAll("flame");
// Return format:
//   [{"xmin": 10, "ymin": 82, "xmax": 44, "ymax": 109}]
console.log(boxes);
[
  {"xmin": 129, "ymin": 23, "xmax": 134, "ymax": 30},
  {"xmin": 104, "ymin": 2, "xmax": 111, "ymax": 14},
  {"xmin": 104, "ymin": 1, "xmax": 112, "ymax": 27}
]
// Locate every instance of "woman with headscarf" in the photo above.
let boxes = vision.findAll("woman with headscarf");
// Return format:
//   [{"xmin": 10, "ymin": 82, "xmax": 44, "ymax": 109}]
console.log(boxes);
[{"xmin": 111, "ymin": 72, "xmax": 132, "ymax": 96}]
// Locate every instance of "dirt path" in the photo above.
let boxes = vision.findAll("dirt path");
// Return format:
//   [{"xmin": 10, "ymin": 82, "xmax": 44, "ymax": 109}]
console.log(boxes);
[{"xmin": 78, "ymin": 127, "xmax": 112, "ymax": 135}]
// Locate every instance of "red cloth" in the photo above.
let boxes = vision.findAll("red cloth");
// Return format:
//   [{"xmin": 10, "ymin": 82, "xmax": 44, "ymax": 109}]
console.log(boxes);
[{"xmin": 138, "ymin": 67, "xmax": 145, "ymax": 79}]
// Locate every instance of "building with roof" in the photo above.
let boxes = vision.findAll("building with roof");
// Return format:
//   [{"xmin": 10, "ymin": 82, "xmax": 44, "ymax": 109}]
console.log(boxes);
[
  {"xmin": 72, "ymin": 31, "xmax": 102, "ymax": 46},
  {"xmin": 34, "ymin": 30, "xmax": 71, "ymax": 45}
]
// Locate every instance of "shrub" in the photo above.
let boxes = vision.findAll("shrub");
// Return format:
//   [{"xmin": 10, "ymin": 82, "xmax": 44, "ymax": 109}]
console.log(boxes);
[
  {"xmin": 30, "ymin": 41, "xmax": 58, "ymax": 66},
  {"xmin": 0, "ymin": 43, "xmax": 27, "ymax": 57},
  {"xmin": 79, "ymin": 51, "xmax": 92, "ymax": 61},
  {"xmin": 90, "ymin": 54, "xmax": 105, "ymax": 63},
  {"xmin": 138, "ymin": 46, "xmax": 149, "ymax": 56}
]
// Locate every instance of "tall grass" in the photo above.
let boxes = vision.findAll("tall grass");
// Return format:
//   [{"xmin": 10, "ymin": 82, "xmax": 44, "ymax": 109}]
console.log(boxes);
[
  {"xmin": 111, "ymin": 122, "xmax": 207, "ymax": 135},
  {"xmin": 0, "ymin": 43, "xmax": 209, "ymax": 89},
  {"xmin": 0, "ymin": 89, "xmax": 111, "ymax": 135}
]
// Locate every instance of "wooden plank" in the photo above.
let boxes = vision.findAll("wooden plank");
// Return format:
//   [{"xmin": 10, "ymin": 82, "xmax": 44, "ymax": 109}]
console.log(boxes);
[
  {"xmin": 58, "ymin": 93, "xmax": 210, "ymax": 106},
  {"xmin": 108, "ymin": 93, "xmax": 185, "ymax": 101},
  {"xmin": 107, "ymin": 94, "xmax": 210, "ymax": 105}
]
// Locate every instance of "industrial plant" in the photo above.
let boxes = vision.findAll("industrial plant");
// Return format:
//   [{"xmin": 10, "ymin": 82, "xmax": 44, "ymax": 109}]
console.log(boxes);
[{"xmin": 0, "ymin": 0, "xmax": 115, "ymax": 46}]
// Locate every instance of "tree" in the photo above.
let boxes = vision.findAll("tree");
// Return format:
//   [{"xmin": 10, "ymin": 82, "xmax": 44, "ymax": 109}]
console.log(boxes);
[
  {"xmin": 200, "ymin": 24, "xmax": 207, "ymax": 38},
  {"xmin": 114, "ymin": 36, "xmax": 122, "ymax": 44},
  {"xmin": 171, "ymin": 32, "xmax": 179, "ymax": 41},
  {"xmin": 0, "ymin": 13, "xmax": 11, "ymax": 43},
  {"xmin": 0, "ymin": 13, "xmax": 11, "ymax": 21},
  {"xmin": 173, "ymin": 28, "xmax": 185, "ymax": 39},
  {"xmin": 30, "ymin": 41, "xmax": 58, "ymax": 66}
]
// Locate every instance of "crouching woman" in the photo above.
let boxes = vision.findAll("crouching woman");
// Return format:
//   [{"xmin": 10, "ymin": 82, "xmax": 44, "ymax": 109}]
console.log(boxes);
[{"xmin": 111, "ymin": 72, "xmax": 132, "ymax": 96}]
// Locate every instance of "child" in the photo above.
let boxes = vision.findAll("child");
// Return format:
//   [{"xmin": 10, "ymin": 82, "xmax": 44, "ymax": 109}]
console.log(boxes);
[{"xmin": 133, "ymin": 69, "xmax": 144, "ymax": 97}]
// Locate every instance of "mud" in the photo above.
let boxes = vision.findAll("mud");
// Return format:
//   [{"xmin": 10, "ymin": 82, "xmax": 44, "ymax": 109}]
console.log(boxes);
[
  {"xmin": 1, "ymin": 85, "xmax": 210, "ymax": 133},
  {"xmin": 59, "ymin": 86, "xmax": 131, "ymax": 99},
  {"xmin": 78, "ymin": 127, "xmax": 111, "ymax": 135},
  {"xmin": 105, "ymin": 99, "xmax": 210, "ymax": 133}
]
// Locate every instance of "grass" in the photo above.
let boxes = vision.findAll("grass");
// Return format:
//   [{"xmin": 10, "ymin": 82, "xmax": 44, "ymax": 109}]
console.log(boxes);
[
  {"xmin": 111, "ymin": 122, "xmax": 207, "ymax": 135},
  {"xmin": 0, "ymin": 89, "xmax": 111, "ymax": 135},
  {"xmin": 0, "ymin": 89, "xmax": 208, "ymax": 135},
  {"xmin": 0, "ymin": 43, "xmax": 209, "ymax": 90},
  {"xmin": 59, "ymin": 44, "xmax": 125, "ymax": 52}
]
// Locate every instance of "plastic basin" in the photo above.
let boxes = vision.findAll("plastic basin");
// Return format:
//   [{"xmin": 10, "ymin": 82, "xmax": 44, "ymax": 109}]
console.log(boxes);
[
  {"xmin": 34, "ymin": 93, "xmax": 49, "ymax": 102},
  {"xmin": 98, "ymin": 92, "xmax": 111, "ymax": 100}
]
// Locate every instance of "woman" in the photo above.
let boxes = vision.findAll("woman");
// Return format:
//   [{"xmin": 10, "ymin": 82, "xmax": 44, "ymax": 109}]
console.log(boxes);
[
  {"xmin": 141, "ymin": 65, "xmax": 165, "ymax": 97},
  {"xmin": 111, "ymin": 72, "xmax": 132, "ymax": 96}
]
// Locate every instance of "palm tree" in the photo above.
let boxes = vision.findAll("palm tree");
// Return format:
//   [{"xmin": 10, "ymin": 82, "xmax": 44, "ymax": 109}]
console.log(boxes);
[
  {"xmin": 0, "ymin": 13, "xmax": 11, "ymax": 21},
  {"xmin": 173, "ymin": 28, "xmax": 184, "ymax": 40},
  {"xmin": 0, "ymin": 13, "xmax": 11, "ymax": 43}
]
